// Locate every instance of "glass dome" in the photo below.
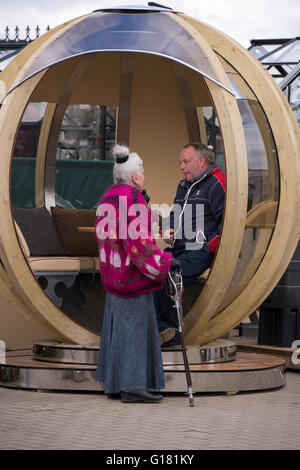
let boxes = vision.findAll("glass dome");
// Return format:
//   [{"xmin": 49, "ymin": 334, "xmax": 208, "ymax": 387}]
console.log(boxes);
[{"xmin": 6, "ymin": 11, "xmax": 233, "ymax": 97}]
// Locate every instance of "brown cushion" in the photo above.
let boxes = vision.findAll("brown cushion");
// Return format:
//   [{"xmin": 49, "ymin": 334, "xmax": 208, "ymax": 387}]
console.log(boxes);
[
  {"xmin": 51, "ymin": 207, "xmax": 98, "ymax": 256},
  {"xmin": 13, "ymin": 207, "xmax": 65, "ymax": 256}
]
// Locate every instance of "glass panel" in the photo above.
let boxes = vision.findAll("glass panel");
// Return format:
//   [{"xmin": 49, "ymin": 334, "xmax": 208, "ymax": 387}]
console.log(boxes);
[
  {"xmin": 248, "ymin": 44, "xmax": 281, "ymax": 60},
  {"xmin": 202, "ymin": 106, "xmax": 225, "ymax": 172},
  {"xmin": 238, "ymin": 100, "xmax": 270, "ymax": 207},
  {"xmin": 11, "ymin": 12, "xmax": 220, "ymax": 92},
  {"xmin": 0, "ymin": 57, "xmax": 14, "ymax": 71},
  {"xmin": 55, "ymin": 104, "xmax": 116, "ymax": 209},
  {"xmin": 11, "ymin": 158, "xmax": 36, "ymax": 208},
  {"xmin": 265, "ymin": 66, "xmax": 290, "ymax": 83},
  {"xmin": 0, "ymin": 49, "xmax": 19, "ymax": 71},
  {"xmin": 11, "ymin": 102, "xmax": 47, "ymax": 208},
  {"xmin": 10, "ymin": 101, "xmax": 116, "ymax": 209},
  {"xmin": 262, "ymin": 39, "xmax": 300, "ymax": 64},
  {"xmin": 0, "ymin": 49, "xmax": 13, "ymax": 60},
  {"xmin": 55, "ymin": 160, "xmax": 114, "ymax": 209},
  {"xmin": 289, "ymin": 75, "xmax": 300, "ymax": 126},
  {"xmin": 58, "ymin": 104, "xmax": 116, "ymax": 161}
]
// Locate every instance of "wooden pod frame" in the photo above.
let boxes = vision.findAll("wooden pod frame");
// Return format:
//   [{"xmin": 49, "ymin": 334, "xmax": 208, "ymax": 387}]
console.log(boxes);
[{"xmin": 0, "ymin": 10, "xmax": 299, "ymax": 346}]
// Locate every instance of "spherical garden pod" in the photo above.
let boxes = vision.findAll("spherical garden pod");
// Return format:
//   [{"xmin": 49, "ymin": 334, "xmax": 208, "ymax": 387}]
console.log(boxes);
[{"xmin": 0, "ymin": 5, "xmax": 299, "ymax": 346}]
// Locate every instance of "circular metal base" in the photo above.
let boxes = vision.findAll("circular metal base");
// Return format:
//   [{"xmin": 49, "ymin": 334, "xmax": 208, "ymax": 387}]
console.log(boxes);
[
  {"xmin": 0, "ymin": 344, "xmax": 286, "ymax": 394},
  {"xmin": 32, "ymin": 339, "xmax": 237, "ymax": 365},
  {"xmin": 162, "ymin": 339, "xmax": 237, "ymax": 365}
]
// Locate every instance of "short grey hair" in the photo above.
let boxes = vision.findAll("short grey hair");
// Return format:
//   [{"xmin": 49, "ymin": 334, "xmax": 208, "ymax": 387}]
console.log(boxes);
[
  {"xmin": 112, "ymin": 144, "xmax": 143, "ymax": 184},
  {"xmin": 183, "ymin": 143, "xmax": 215, "ymax": 165}
]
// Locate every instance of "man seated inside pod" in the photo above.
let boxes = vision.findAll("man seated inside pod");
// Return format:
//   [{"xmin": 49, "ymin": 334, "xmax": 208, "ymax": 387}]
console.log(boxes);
[{"xmin": 155, "ymin": 143, "xmax": 226, "ymax": 347}]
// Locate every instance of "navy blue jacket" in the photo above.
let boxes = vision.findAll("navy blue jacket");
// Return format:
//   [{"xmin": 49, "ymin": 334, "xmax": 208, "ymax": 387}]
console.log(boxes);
[{"xmin": 169, "ymin": 164, "xmax": 225, "ymax": 253}]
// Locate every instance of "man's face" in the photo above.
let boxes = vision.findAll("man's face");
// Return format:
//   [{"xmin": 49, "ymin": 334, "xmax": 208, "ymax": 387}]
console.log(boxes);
[{"xmin": 179, "ymin": 146, "xmax": 206, "ymax": 183}]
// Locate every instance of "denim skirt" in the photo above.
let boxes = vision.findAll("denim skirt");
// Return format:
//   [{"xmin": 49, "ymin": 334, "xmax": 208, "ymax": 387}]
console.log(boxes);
[{"xmin": 96, "ymin": 291, "xmax": 165, "ymax": 394}]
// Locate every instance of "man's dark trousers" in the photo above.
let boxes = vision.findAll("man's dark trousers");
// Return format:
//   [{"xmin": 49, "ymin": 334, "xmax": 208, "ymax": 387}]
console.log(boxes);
[{"xmin": 154, "ymin": 246, "xmax": 214, "ymax": 331}]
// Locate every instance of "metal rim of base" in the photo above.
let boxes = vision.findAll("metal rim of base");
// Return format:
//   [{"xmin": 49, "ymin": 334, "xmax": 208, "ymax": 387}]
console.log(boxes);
[
  {"xmin": 32, "ymin": 339, "xmax": 238, "ymax": 365},
  {"xmin": 0, "ymin": 362, "xmax": 286, "ymax": 393}
]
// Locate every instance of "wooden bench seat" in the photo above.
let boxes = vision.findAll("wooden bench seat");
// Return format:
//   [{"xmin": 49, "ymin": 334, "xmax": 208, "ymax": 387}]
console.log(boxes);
[
  {"xmin": 15, "ymin": 221, "xmax": 99, "ymax": 273},
  {"xmin": 16, "ymin": 218, "xmax": 210, "ymax": 276}
]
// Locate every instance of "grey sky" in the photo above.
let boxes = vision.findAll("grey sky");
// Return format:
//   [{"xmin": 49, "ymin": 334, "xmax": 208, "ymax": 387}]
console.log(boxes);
[{"xmin": 0, "ymin": 0, "xmax": 299, "ymax": 48}]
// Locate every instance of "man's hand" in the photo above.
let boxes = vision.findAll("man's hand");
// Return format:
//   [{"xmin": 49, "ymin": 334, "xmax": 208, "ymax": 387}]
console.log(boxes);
[
  {"xmin": 170, "ymin": 257, "xmax": 181, "ymax": 272},
  {"xmin": 163, "ymin": 228, "xmax": 174, "ymax": 245}
]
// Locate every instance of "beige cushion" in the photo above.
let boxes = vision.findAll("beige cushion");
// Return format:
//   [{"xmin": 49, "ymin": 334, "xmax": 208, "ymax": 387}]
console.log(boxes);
[
  {"xmin": 28, "ymin": 256, "xmax": 98, "ymax": 272},
  {"xmin": 15, "ymin": 220, "xmax": 100, "ymax": 273}
]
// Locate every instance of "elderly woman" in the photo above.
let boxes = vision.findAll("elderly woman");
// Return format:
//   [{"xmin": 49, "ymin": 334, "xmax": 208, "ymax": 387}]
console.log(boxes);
[{"xmin": 95, "ymin": 144, "xmax": 173, "ymax": 403}]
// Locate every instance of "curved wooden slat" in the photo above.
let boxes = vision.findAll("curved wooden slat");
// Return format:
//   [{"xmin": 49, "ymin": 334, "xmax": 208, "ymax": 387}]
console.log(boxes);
[{"xmin": 35, "ymin": 103, "xmax": 57, "ymax": 207}]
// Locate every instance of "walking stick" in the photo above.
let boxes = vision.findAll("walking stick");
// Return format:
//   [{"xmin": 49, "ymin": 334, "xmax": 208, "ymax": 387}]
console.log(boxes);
[{"xmin": 165, "ymin": 264, "xmax": 195, "ymax": 407}]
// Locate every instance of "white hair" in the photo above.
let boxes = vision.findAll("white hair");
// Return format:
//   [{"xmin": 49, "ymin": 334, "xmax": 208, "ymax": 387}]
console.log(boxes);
[{"xmin": 112, "ymin": 144, "xmax": 143, "ymax": 184}]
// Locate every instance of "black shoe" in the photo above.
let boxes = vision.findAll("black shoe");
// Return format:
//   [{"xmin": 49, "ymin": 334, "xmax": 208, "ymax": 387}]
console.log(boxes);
[
  {"xmin": 106, "ymin": 393, "xmax": 121, "ymax": 400},
  {"xmin": 121, "ymin": 390, "xmax": 163, "ymax": 403}
]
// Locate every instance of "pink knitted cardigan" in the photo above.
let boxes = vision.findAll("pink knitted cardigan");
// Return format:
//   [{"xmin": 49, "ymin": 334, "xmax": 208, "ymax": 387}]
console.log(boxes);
[{"xmin": 95, "ymin": 183, "xmax": 172, "ymax": 298}]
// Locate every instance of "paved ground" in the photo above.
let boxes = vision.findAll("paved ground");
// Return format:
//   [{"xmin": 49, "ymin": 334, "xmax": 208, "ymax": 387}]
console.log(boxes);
[{"xmin": 0, "ymin": 370, "xmax": 300, "ymax": 451}]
